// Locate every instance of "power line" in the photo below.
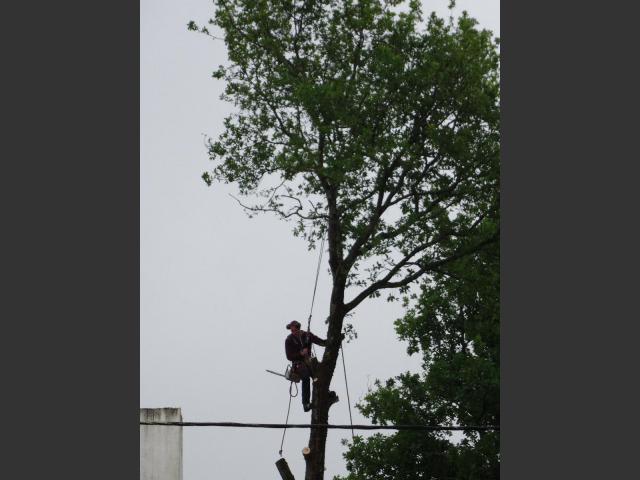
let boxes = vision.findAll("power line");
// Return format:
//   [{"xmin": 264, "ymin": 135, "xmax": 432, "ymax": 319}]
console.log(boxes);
[{"xmin": 139, "ymin": 421, "xmax": 498, "ymax": 431}]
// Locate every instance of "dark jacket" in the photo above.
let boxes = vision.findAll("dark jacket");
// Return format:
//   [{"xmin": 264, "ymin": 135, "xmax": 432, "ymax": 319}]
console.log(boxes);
[{"xmin": 285, "ymin": 330, "xmax": 326, "ymax": 362}]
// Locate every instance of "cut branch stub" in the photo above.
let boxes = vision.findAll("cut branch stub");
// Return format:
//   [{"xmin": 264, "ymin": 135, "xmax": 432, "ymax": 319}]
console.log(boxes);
[{"xmin": 302, "ymin": 446, "xmax": 311, "ymax": 461}]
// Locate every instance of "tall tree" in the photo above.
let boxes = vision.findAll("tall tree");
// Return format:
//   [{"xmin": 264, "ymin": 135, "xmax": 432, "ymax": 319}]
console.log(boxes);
[
  {"xmin": 337, "ymin": 241, "xmax": 499, "ymax": 479},
  {"xmin": 191, "ymin": 1, "xmax": 499, "ymax": 478}
]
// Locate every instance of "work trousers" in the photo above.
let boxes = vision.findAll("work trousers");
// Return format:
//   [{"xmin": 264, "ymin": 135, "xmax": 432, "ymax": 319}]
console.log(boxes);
[{"xmin": 297, "ymin": 363, "xmax": 311, "ymax": 405}]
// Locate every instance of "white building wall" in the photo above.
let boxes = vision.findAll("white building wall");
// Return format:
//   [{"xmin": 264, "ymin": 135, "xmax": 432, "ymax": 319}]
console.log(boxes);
[{"xmin": 140, "ymin": 408, "xmax": 183, "ymax": 480}]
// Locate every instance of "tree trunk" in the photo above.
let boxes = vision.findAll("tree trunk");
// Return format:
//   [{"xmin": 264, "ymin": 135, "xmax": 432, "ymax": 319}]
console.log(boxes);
[
  {"xmin": 303, "ymin": 285, "xmax": 346, "ymax": 480},
  {"xmin": 302, "ymin": 182, "xmax": 347, "ymax": 480},
  {"xmin": 304, "ymin": 380, "xmax": 330, "ymax": 480}
]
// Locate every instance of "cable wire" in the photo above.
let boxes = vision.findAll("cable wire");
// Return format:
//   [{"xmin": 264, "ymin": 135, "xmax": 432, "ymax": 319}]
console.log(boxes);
[{"xmin": 140, "ymin": 421, "xmax": 499, "ymax": 431}]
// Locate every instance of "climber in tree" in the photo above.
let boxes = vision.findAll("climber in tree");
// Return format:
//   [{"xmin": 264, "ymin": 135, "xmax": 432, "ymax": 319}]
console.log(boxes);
[{"xmin": 285, "ymin": 321, "xmax": 337, "ymax": 412}]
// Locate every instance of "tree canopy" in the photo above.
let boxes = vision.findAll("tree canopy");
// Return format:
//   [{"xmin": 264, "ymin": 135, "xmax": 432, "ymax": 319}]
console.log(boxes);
[
  {"xmin": 194, "ymin": 0, "xmax": 499, "ymax": 311},
  {"xmin": 337, "ymin": 241, "xmax": 499, "ymax": 479}
]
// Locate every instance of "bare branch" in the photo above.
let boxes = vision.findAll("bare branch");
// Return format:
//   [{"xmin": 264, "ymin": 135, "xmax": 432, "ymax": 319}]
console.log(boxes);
[
  {"xmin": 229, "ymin": 194, "xmax": 328, "ymax": 221},
  {"xmin": 344, "ymin": 230, "xmax": 498, "ymax": 313}
]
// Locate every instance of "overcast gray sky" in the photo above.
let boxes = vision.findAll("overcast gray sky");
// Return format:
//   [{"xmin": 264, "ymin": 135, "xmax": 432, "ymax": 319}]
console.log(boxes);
[{"xmin": 141, "ymin": 1, "xmax": 499, "ymax": 478}]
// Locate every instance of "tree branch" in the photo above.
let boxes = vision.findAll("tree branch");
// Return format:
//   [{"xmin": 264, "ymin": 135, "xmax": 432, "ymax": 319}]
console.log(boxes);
[
  {"xmin": 229, "ymin": 194, "xmax": 327, "ymax": 221},
  {"xmin": 344, "ymin": 230, "xmax": 498, "ymax": 313}
]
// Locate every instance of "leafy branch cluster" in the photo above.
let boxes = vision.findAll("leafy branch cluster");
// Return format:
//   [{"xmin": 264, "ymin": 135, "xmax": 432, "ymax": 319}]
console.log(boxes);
[
  {"xmin": 337, "ymin": 242, "xmax": 499, "ymax": 479},
  {"xmin": 197, "ymin": 0, "xmax": 499, "ymax": 314}
]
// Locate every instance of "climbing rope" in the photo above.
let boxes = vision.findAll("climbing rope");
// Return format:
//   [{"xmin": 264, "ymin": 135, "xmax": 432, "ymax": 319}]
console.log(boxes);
[
  {"xmin": 280, "ymin": 233, "xmax": 326, "ymax": 456},
  {"xmin": 279, "ymin": 231, "xmax": 358, "ymax": 453},
  {"xmin": 289, "ymin": 380, "xmax": 299, "ymax": 398},
  {"xmin": 278, "ymin": 232, "xmax": 356, "ymax": 452},
  {"xmin": 278, "ymin": 381, "xmax": 298, "ymax": 456},
  {"xmin": 307, "ymin": 233, "xmax": 326, "ymax": 333},
  {"xmin": 340, "ymin": 345, "xmax": 355, "ymax": 441}
]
